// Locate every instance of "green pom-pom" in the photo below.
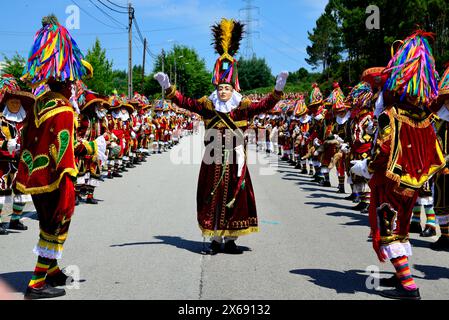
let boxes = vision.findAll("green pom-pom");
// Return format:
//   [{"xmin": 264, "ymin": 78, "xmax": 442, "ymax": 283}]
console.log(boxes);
[{"xmin": 42, "ymin": 14, "xmax": 59, "ymax": 27}]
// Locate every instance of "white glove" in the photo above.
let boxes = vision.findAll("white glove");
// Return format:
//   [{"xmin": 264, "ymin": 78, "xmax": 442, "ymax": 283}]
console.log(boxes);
[
  {"xmin": 275, "ymin": 71, "xmax": 289, "ymax": 92},
  {"xmin": 154, "ymin": 72, "xmax": 171, "ymax": 90},
  {"xmin": 131, "ymin": 131, "xmax": 136, "ymax": 139},
  {"xmin": 350, "ymin": 159, "xmax": 373, "ymax": 179},
  {"xmin": 334, "ymin": 134, "xmax": 344, "ymax": 144},
  {"xmin": 313, "ymin": 138, "xmax": 321, "ymax": 147},
  {"xmin": 7, "ymin": 139, "xmax": 17, "ymax": 154},
  {"xmin": 366, "ymin": 119, "xmax": 375, "ymax": 134},
  {"xmin": 340, "ymin": 143, "xmax": 350, "ymax": 154}
]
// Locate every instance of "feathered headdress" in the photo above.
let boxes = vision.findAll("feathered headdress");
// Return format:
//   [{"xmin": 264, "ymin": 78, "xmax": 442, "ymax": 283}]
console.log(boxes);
[
  {"xmin": 21, "ymin": 14, "xmax": 93, "ymax": 88},
  {"xmin": 383, "ymin": 30, "xmax": 439, "ymax": 106},
  {"xmin": 211, "ymin": 18, "xmax": 245, "ymax": 91},
  {"xmin": 347, "ymin": 81, "xmax": 373, "ymax": 108}
]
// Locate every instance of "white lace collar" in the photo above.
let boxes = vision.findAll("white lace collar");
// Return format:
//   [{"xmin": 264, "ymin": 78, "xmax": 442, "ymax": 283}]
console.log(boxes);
[
  {"xmin": 336, "ymin": 111, "xmax": 351, "ymax": 125},
  {"xmin": 209, "ymin": 90, "xmax": 242, "ymax": 113},
  {"xmin": 112, "ymin": 110, "xmax": 121, "ymax": 119},
  {"xmin": 3, "ymin": 105, "xmax": 27, "ymax": 123},
  {"xmin": 299, "ymin": 114, "xmax": 311, "ymax": 124}
]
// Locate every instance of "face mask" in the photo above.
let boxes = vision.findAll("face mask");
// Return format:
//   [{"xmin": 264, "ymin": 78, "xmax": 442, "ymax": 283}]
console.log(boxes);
[{"xmin": 437, "ymin": 104, "xmax": 449, "ymax": 122}]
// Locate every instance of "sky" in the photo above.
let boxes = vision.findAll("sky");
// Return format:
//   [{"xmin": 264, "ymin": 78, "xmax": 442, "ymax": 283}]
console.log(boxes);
[{"xmin": 0, "ymin": 0, "xmax": 328, "ymax": 77}]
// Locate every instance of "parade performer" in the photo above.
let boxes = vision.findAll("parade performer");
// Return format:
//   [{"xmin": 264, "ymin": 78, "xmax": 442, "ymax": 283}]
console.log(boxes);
[
  {"xmin": 0, "ymin": 75, "xmax": 35, "ymax": 235},
  {"xmin": 304, "ymin": 83, "xmax": 324, "ymax": 178},
  {"xmin": 429, "ymin": 64, "xmax": 449, "ymax": 250},
  {"xmin": 106, "ymin": 94, "xmax": 124, "ymax": 178},
  {"xmin": 351, "ymin": 30, "xmax": 446, "ymax": 300},
  {"xmin": 154, "ymin": 18, "xmax": 288, "ymax": 254},
  {"xmin": 75, "ymin": 89, "xmax": 109, "ymax": 205},
  {"xmin": 17, "ymin": 15, "xmax": 94, "ymax": 299},
  {"xmin": 347, "ymin": 81, "xmax": 375, "ymax": 212},
  {"xmin": 318, "ymin": 83, "xmax": 345, "ymax": 187}
]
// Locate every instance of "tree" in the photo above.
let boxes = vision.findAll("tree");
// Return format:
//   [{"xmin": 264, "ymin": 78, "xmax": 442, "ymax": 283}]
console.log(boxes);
[
  {"xmin": 147, "ymin": 45, "xmax": 214, "ymax": 99},
  {"xmin": 305, "ymin": 1, "xmax": 343, "ymax": 79},
  {"xmin": 84, "ymin": 38, "xmax": 114, "ymax": 95},
  {"xmin": 237, "ymin": 56, "xmax": 274, "ymax": 91},
  {"xmin": 1, "ymin": 53, "xmax": 30, "ymax": 90}
]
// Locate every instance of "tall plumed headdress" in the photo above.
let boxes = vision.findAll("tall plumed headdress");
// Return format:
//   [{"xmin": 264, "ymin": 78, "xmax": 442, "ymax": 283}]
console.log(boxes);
[
  {"xmin": 438, "ymin": 64, "xmax": 449, "ymax": 102},
  {"xmin": 347, "ymin": 81, "xmax": 373, "ymax": 109},
  {"xmin": 308, "ymin": 83, "xmax": 323, "ymax": 109},
  {"xmin": 21, "ymin": 14, "xmax": 93, "ymax": 88},
  {"xmin": 383, "ymin": 30, "xmax": 439, "ymax": 107},
  {"xmin": 0, "ymin": 74, "xmax": 35, "ymax": 109},
  {"xmin": 293, "ymin": 95, "xmax": 307, "ymax": 117},
  {"xmin": 327, "ymin": 82, "xmax": 345, "ymax": 106},
  {"xmin": 211, "ymin": 18, "xmax": 244, "ymax": 91}
]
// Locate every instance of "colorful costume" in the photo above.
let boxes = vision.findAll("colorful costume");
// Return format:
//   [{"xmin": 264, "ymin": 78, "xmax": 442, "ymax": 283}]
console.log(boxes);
[
  {"xmin": 0, "ymin": 75, "xmax": 35, "ymax": 234},
  {"xmin": 360, "ymin": 31, "xmax": 446, "ymax": 300},
  {"xmin": 18, "ymin": 14, "xmax": 93, "ymax": 299},
  {"xmin": 154, "ymin": 18, "xmax": 288, "ymax": 254}
]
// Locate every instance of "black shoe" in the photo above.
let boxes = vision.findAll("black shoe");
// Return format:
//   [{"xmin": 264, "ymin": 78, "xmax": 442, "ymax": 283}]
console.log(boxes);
[
  {"xmin": 409, "ymin": 221, "xmax": 422, "ymax": 234},
  {"xmin": 223, "ymin": 240, "xmax": 243, "ymax": 254},
  {"xmin": 360, "ymin": 206, "xmax": 369, "ymax": 214},
  {"xmin": 46, "ymin": 272, "xmax": 74, "ymax": 287},
  {"xmin": 379, "ymin": 286, "xmax": 421, "ymax": 301},
  {"xmin": 120, "ymin": 167, "xmax": 128, "ymax": 172},
  {"xmin": 430, "ymin": 236, "xmax": 449, "ymax": 251},
  {"xmin": 337, "ymin": 185, "xmax": 345, "ymax": 194},
  {"xmin": 320, "ymin": 181, "xmax": 331, "ymax": 187},
  {"xmin": 352, "ymin": 202, "xmax": 368, "ymax": 211},
  {"xmin": 112, "ymin": 172, "xmax": 123, "ymax": 178},
  {"xmin": 295, "ymin": 163, "xmax": 302, "ymax": 170},
  {"xmin": 308, "ymin": 171, "xmax": 314, "ymax": 176},
  {"xmin": 75, "ymin": 197, "xmax": 80, "ymax": 206},
  {"xmin": 0, "ymin": 225, "xmax": 8, "ymax": 235},
  {"xmin": 345, "ymin": 193, "xmax": 356, "ymax": 201},
  {"xmin": 158, "ymin": 151, "xmax": 162, "ymax": 154},
  {"xmin": 8, "ymin": 219, "xmax": 28, "ymax": 231},
  {"xmin": 301, "ymin": 169, "xmax": 308, "ymax": 174},
  {"xmin": 206, "ymin": 240, "xmax": 222, "ymax": 255},
  {"xmin": 420, "ymin": 226, "xmax": 436, "ymax": 237},
  {"xmin": 24, "ymin": 284, "xmax": 66, "ymax": 300},
  {"xmin": 86, "ymin": 197, "xmax": 98, "ymax": 205},
  {"xmin": 379, "ymin": 275, "xmax": 401, "ymax": 288},
  {"xmin": 107, "ymin": 173, "xmax": 114, "ymax": 179}
]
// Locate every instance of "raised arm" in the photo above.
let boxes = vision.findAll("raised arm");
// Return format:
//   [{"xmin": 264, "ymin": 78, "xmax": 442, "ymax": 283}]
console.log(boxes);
[
  {"xmin": 154, "ymin": 72, "xmax": 205, "ymax": 115},
  {"xmin": 242, "ymin": 71, "xmax": 289, "ymax": 119}
]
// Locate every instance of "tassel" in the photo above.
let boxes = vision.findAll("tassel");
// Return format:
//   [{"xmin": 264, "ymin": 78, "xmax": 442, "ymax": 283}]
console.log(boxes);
[{"xmin": 226, "ymin": 198, "xmax": 236, "ymax": 209}]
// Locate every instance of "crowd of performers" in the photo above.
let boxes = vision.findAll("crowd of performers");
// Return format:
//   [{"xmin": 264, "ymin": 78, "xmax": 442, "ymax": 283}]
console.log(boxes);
[
  {"xmin": 0, "ymin": 15, "xmax": 199, "ymax": 299},
  {"xmin": 0, "ymin": 13, "xmax": 448, "ymax": 301},
  {"xmin": 0, "ymin": 80, "xmax": 197, "ymax": 230},
  {"xmin": 249, "ymin": 31, "xmax": 449, "ymax": 300}
]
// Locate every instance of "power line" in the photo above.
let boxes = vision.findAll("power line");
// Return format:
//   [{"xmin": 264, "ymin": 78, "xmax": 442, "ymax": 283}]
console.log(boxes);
[
  {"xmin": 98, "ymin": 0, "xmax": 128, "ymax": 14},
  {"xmin": 105, "ymin": 0, "xmax": 128, "ymax": 10},
  {"xmin": 70, "ymin": 0, "xmax": 124, "ymax": 30},
  {"xmin": 89, "ymin": 0, "xmax": 127, "ymax": 28}
]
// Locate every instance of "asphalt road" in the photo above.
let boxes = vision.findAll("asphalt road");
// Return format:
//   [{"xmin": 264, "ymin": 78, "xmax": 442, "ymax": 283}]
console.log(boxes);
[{"xmin": 1, "ymin": 127, "xmax": 448, "ymax": 300}]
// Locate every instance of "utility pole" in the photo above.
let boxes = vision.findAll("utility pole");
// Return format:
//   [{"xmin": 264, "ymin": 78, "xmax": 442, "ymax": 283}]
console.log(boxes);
[
  {"xmin": 161, "ymin": 49, "xmax": 165, "ymax": 108},
  {"xmin": 174, "ymin": 56, "xmax": 177, "ymax": 87},
  {"xmin": 142, "ymin": 38, "xmax": 146, "ymax": 93},
  {"xmin": 128, "ymin": 2, "xmax": 134, "ymax": 98}
]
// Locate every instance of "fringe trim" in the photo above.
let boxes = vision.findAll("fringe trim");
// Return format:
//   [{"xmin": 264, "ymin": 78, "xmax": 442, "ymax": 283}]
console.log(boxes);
[
  {"xmin": 391, "ymin": 108, "xmax": 432, "ymax": 129},
  {"xmin": 165, "ymin": 85, "xmax": 177, "ymax": 100},
  {"xmin": 380, "ymin": 241, "xmax": 412, "ymax": 260},
  {"xmin": 199, "ymin": 225, "xmax": 259, "ymax": 237},
  {"xmin": 33, "ymin": 245, "xmax": 63, "ymax": 259}
]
